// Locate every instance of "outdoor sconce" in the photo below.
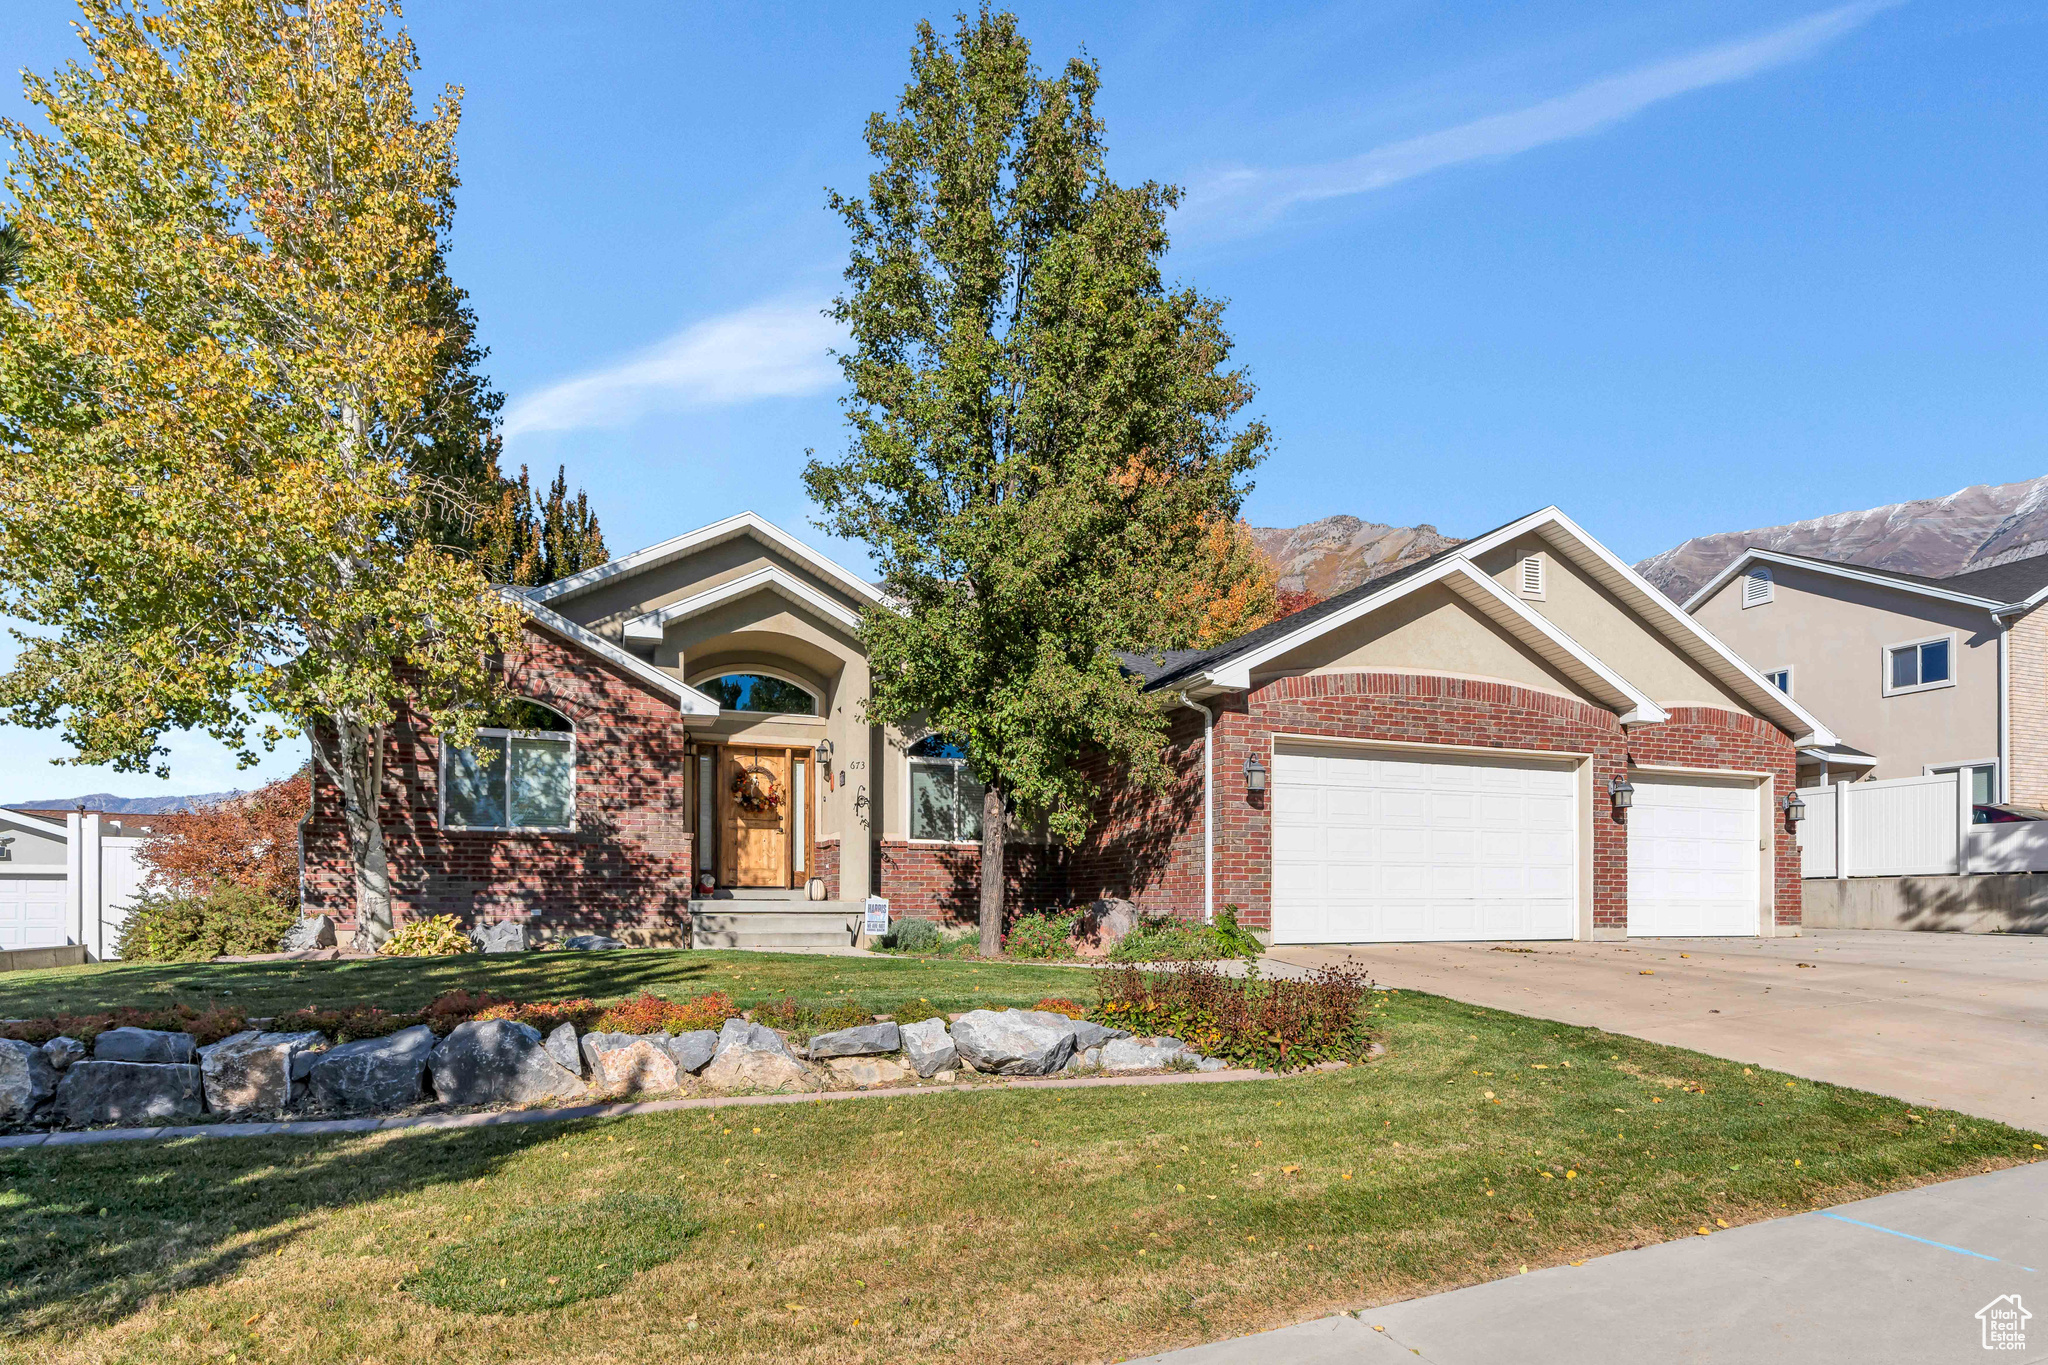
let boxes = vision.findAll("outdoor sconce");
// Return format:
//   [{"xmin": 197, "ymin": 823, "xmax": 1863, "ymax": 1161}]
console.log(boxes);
[
  {"xmin": 1243, "ymin": 753, "xmax": 1269, "ymax": 794},
  {"xmin": 1781, "ymin": 791, "xmax": 1807, "ymax": 823},
  {"xmin": 1608, "ymin": 775, "xmax": 1635, "ymax": 812},
  {"xmin": 815, "ymin": 737, "xmax": 833, "ymax": 768}
]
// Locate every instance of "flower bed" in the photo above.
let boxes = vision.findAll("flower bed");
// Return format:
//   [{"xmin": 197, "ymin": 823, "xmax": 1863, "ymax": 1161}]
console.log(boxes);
[{"xmin": 1090, "ymin": 962, "xmax": 1375, "ymax": 1071}]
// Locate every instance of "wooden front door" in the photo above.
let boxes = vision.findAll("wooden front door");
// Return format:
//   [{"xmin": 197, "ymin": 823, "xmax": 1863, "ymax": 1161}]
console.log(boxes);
[{"xmin": 721, "ymin": 746, "xmax": 792, "ymax": 888}]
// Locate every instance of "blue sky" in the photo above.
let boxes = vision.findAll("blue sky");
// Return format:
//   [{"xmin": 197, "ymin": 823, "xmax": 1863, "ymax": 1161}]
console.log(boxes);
[{"xmin": 1, "ymin": 0, "xmax": 2043, "ymax": 801}]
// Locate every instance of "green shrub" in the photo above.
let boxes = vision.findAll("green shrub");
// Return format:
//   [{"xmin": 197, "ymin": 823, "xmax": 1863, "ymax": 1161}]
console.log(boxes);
[
  {"xmin": 1091, "ymin": 961, "xmax": 1374, "ymax": 1071},
  {"xmin": 378, "ymin": 914, "xmax": 474, "ymax": 957},
  {"xmin": 114, "ymin": 885, "xmax": 299, "ymax": 963},
  {"xmin": 881, "ymin": 917, "xmax": 941, "ymax": 953},
  {"xmin": 886, "ymin": 997, "xmax": 948, "ymax": 1025},
  {"xmin": 1003, "ymin": 910, "xmax": 1078, "ymax": 960},
  {"xmin": 749, "ymin": 995, "xmax": 872, "ymax": 1040},
  {"xmin": 1107, "ymin": 907, "xmax": 1264, "ymax": 964}
]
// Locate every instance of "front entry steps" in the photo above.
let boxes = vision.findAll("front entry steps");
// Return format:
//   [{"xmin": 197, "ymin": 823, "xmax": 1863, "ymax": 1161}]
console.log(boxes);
[{"xmin": 689, "ymin": 901, "xmax": 865, "ymax": 951}]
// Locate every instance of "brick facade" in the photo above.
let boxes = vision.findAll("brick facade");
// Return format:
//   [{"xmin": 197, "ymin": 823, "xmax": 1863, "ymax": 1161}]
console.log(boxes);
[
  {"xmin": 2007, "ymin": 609, "xmax": 2048, "ymax": 807},
  {"xmin": 1071, "ymin": 672, "xmax": 1800, "ymax": 935},
  {"xmin": 302, "ymin": 623, "xmax": 697, "ymax": 945},
  {"xmin": 875, "ymin": 840, "xmax": 1066, "ymax": 927},
  {"xmin": 812, "ymin": 837, "xmax": 841, "ymax": 901}
]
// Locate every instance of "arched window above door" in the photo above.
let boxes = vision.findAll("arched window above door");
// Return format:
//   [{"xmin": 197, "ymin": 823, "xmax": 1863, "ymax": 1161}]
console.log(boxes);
[{"xmin": 702, "ymin": 673, "xmax": 818, "ymax": 715}]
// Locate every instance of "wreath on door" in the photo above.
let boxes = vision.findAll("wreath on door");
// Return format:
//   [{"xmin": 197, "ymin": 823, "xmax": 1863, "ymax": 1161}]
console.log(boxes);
[{"xmin": 732, "ymin": 764, "xmax": 783, "ymax": 816}]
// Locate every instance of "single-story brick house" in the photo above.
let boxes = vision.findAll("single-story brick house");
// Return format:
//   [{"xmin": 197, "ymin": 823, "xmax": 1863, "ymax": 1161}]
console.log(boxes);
[{"xmin": 303, "ymin": 506, "xmax": 1835, "ymax": 944}]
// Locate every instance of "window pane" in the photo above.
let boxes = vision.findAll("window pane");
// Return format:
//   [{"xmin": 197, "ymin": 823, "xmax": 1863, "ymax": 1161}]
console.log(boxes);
[
  {"xmin": 1890, "ymin": 647, "xmax": 1918, "ymax": 690},
  {"xmin": 445, "ymin": 735, "xmax": 508, "ymax": 829},
  {"xmin": 509, "ymin": 736, "xmax": 574, "ymax": 828},
  {"xmin": 704, "ymin": 674, "xmax": 816, "ymax": 714},
  {"xmin": 910, "ymin": 760, "xmax": 954, "ymax": 840},
  {"xmin": 1972, "ymin": 765, "xmax": 1995, "ymax": 806},
  {"xmin": 1919, "ymin": 639, "xmax": 1950, "ymax": 684},
  {"xmin": 955, "ymin": 765, "xmax": 986, "ymax": 842}
]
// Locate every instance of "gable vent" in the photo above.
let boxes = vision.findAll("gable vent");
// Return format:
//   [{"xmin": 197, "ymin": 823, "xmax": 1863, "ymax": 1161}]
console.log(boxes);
[
  {"xmin": 1518, "ymin": 554, "xmax": 1546, "ymax": 600},
  {"xmin": 1742, "ymin": 565, "xmax": 1774, "ymax": 608}
]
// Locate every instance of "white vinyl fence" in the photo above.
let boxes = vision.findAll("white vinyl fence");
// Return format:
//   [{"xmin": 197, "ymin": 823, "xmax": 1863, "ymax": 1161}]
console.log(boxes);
[
  {"xmin": 64, "ymin": 813, "xmax": 150, "ymax": 960},
  {"xmin": 1797, "ymin": 771, "xmax": 2048, "ymax": 877}
]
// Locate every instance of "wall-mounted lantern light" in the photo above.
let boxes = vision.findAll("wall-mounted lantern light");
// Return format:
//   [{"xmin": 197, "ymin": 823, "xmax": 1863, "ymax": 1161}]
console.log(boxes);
[
  {"xmin": 814, "ymin": 737, "xmax": 833, "ymax": 768},
  {"xmin": 1781, "ymin": 791, "xmax": 1807, "ymax": 823},
  {"xmin": 1608, "ymin": 775, "xmax": 1635, "ymax": 812},
  {"xmin": 1243, "ymin": 753, "xmax": 1269, "ymax": 794}
]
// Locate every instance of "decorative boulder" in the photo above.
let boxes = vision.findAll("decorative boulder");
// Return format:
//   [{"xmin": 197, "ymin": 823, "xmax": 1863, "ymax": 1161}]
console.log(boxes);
[
  {"xmin": 1100, "ymin": 1036, "xmax": 1194, "ymax": 1073},
  {"xmin": 1064, "ymin": 1046, "xmax": 1104, "ymax": 1074},
  {"xmin": 197, "ymin": 1030, "xmax": 327, "ymax": 1113},
  {"xmin": 544, "ymin": 1023, "xmax": 582, "ymax": 1076},
  {"xmin": 0, "ymin": 1038, "xmax": 59, "ymax": 1122},
  {"xmin": 699, "ymin": 1019, "xmax": 812, "ymax": 1093},
  {"xmin": 42, "ymin": 1036, "xmax": 86, "ymax": 1071},
  {"xmin": 1073, "ymin": 898, "xmax": 1140, "ymax": 956},
  {"xmin": 826, "ymin": 1056, "xmax": 908, "ymax": 1087},
  {"xmin": 899, "ymin": 1018, "xmax": 957, "ymax": 1078},
  {"xmin": 1015, "ymin": 1011, "xmax": 1125, "ymax": 1051},
  {"xmin": 53, "ymin": 1061, "xmax": 204, "ymax": 1126},
  {"xmin": 308, "ymin": 1024, "xmax": 434, "ymax": 1112},
  {"xmin": 1193, "ymin": 1056, "xmax": 1230, "ymax": 1072},
  {"xmin": 470, "ymin": 920, "xmax": 529, "ymax": 954},
  {"xmin": 562, "ymin": 934, "xmax": 624, "ymax": 951},
  {"xmin": 279, "ymin": 914, "xmax": 338, "ymax": 952},
  {"xmin": 430, "ymin": 1019, "xmax": 586, "ymax": 1107},
  {"xmin": 950, "ymin": 1010, "xmax": 1077, "ymax": 1076},
  {"xmin": 664, "ymin": 1030, "xmax": 719, "ymax": 1075},
  {"xmin": 93, "ymin": 1026, "xmax": 196, "ymax": 1065},
  {"xmin": 805, "ymin": 1022, "xmax": 901, "ymax": 1059},
  {"xmin": 579, "ymin": 1033, "xmax": 679, "ymax": 1095}
]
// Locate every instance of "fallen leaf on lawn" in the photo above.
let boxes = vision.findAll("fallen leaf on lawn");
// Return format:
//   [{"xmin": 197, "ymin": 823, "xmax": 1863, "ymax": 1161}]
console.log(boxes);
[
  {"xmin": 1697, "ymin": 1227, "xmax": 1712, "ymax": 1235},
  {"xmin": 1716, "ymin": 1219, "xmax": 1729, "ymax": 1228},
  {"xmin": 1566, "ymin": 1170, "xmax": 1577, "ymax": 1179},
  {"xmin": 243, "ymin": 1314, "xmax": 261, "ymax": 1326},
  {"xmin": 1639, "ymin": 970, "xmax": 1655, "ymax": 976},
  {"xmin": 1282, "ymin": 1165, "xmax": 1301, "ymax": 1174},
  {"xmin": 1541, "ymin": 1171, "xmax": 1555, "ymax": 1179},
  {"xmin": 1569, "ymin": 1260, "xmax": 1585, "ymax": 1267}
]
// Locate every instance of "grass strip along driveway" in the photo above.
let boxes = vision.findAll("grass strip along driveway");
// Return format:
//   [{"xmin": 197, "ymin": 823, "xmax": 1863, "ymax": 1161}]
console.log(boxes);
[{"xmin": 2, "ymin": 964, "xmax": 2038, "ymax": 1365}]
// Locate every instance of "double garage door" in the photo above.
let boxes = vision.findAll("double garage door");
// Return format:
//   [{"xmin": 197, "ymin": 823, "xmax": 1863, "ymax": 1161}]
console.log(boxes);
[
  {"xmin": 0, "ymin": 875, "xmax": 69, "ymax": 951},
  {"xmin": 1271, "ymin": 744, "xmax": 1760, "ymax": 944}
]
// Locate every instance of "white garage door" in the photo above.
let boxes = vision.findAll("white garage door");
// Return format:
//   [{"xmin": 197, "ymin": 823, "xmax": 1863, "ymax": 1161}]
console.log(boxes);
[
  {"xmin": 1627, "ymin": 774, "xmax": 1761, "ymax": 937},
  {"xmin": 1272, "ymin": 745, "xmax": 1579, "ymax": 945},
  {"xmin": 0, "ymin": 875, "xmax": 69, "ymax": 950}
]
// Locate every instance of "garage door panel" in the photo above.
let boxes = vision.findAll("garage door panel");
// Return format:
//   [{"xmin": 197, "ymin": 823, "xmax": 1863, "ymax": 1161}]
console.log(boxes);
[
  {"xmin": 1627, "ymin": 775, "xmax": 1760, "ymax": 937},
  {"xmin": 1272, "ymin": 745, "xmax": 1579, "ymax": 945},
  {"xmin": 0, "ymin": 877, "xmax": 69, "ymax": 950}
]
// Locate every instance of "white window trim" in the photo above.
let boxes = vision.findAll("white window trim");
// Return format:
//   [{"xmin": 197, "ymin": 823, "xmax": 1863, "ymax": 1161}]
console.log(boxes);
[
  {"xmin": 684, "ymin": 667, "xmax": 823, "ymax": 717},
  {"xmin": 1923, "ymin": 758, "xmax": 1999, "ymax": 800},
  {"xmin": 905, "ymin": 747, "xmax": 984, "ymax": 846},
  {"xmin": 1881, "ymin": 633, "xmax": 1958, "ymax": 697},
  {"xmin": 439, "ymin": 727, "xmax": 578, "ymax": 834},
  {"xmin": 1763, "ymin": 665, "xmax": 1794, "ymax": 696}
]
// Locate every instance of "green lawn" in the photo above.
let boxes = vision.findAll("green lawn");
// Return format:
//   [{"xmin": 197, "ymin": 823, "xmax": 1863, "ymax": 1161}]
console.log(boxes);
[
  {"xmin": 0, "ymin": 949, "xmax": 1102, "ymax": 1021},
  {"xmin": 2, "ymin": 983, "xmax": 2037, "ymax": 1365}
]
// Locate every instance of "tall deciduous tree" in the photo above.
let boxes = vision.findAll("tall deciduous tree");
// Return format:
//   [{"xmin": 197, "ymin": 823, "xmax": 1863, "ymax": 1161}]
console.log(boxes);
[
  {"xmin": 479, "ymin": 463, "xmax": 610, "ymax": 588},
  {"xmin": 0, "ymin": 0, "xmax": 519, "ymax": 947},
  {"xmin": 807, "ymin": 7, "xmax": 1268, "ymax": 954}
]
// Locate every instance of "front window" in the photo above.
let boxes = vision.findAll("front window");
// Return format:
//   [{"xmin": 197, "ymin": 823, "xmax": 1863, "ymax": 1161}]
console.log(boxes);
[
  {"xmin": 1887, "ymin": 638, "xmax": 1951, "ymax": 692},
  {"xmin": 443, "ymin": 701, "xmax": 575, "ymax": 832},
  {"xmin": 908, "ymin": 736, "xmax": 985, "ymax": 842},
  {"xmin": 703, "ymin": 673, "xmax": 817, "ymax": 715}
]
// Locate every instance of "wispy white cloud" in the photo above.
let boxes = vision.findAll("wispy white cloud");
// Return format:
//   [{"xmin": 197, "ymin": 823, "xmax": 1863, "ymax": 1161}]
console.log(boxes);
[
  {"xmin": 1181, "ymin": 2, "xmax": 1900, "ymax": 234},
  {"xmin": 502, "ymin": 297, "xmax": 841, "ymax": 440}
]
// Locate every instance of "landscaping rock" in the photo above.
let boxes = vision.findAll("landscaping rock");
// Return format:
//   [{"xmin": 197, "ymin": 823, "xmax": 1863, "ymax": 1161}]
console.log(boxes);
[
  {"xmin": 700, "ymin": 1021, "xmax": 812, "ymax": 1093},
  {"xmin": 1194, "ymin": 1056, "xmax": 1230, "ymax": 1072},
  {"xmin": 53, "ymin": 1060, "xmax": 203, "ymax": 1126},
  {"xmin": 42, "ymin": 1036, "xmax": 85, "ymax": 1071},
  {"xmin": 1073, "ymin": 897, "xmax": 1140, "ymax": 955},
  {"xmin": 562, "ymin": 934, "xmax": 624, "ymax": 951},
  {"xmin": 664, "ymin": 1030, "xmax": 718, "ymax": 1075},
  {"xmin": 278, "ymin": 914, "xmax": 338, "ymax": 952},
  {"xmin": 470, "ymin": 920, "xmax": 530, "ymax": 954},
  {"xmin": 545, "ymin": 1023, "xmax": 582, "ymax": 1075},
  {"xmin": 899, "ymin": 1017, "xmax": 957, "ymax": 1077},
  {"xmin": 579, "ymin": 1033, "xmax": 679, "ymax": 1094},
  {"xmin": 1016, "ymin": 1011, "xmax": 1126, "ymax": 1050},
  {"xmin": 950, "ymin": 1010, "xmax": 1076, "ymax": 1076},
  {"xmin": 291, "ymin": 1045, "xmax": 324, "ymax": 1081},
  {"xmin": 1100, "ymin": 1036, "xmax": 1193, "ymax": 1073},
  {"xmin": 308, "ymin": 1025, "xmax": 434, "ymax": 1112},
  {"xmin": 0, "ymin": 1038, "xmax": 58, "ymax": 1121},
  {"xmin": 805, "ymin": 1022, "xmax": 900, "ymax": 1058},
  {"xmin": 826, "ymin": 1056, "xmax": 908, "ymax": 1087},
  {"xmin": 1063, "ymin": 1046, "xmax": 1104, "ymax": 1074},
  {"xmin": 93, "ymin": 1026, "xmax": 196, "ymax": 1065},
  {"xmin": 197, "ymin": 1029, "xmax": 327, "ymax": 1113},
  {"xmin": 431, "ymin": 1020, "xmax": 587, "ymax": 1107}
]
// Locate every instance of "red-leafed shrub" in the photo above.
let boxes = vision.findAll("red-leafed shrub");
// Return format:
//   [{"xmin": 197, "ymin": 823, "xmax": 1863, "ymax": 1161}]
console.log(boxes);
[
  {"xmin": 1032, "ymin": 998, "xmax": 1085, "ymax": 1019},
  {"xmin": 1091, "ymin": 962, "xmax": 1375, "ymax": 1071},
  {"xmin": 592, "ymin": 991, "xmax": 739, "ymax": 1036},
  {"xmin": 471, "ymin": 998, "xmax": 602, "ymax": 1033},
  {"xmin": 1, "ymin": 1004, "xmax": 250, "ymax": 1049},
  {"xmin": 136, "ymin": 773, "xmax": 310, "ymax": 909}
]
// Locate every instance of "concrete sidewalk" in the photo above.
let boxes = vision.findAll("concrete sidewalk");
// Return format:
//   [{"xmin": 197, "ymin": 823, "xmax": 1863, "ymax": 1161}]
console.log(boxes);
[
  {"xmin": 1138, "ymin": 1160, "xmax": 2048, "ymax": 1364},
  {"xmin": 1269, "ymin": 929, "xmax": 2048, "ymax": 1131}
]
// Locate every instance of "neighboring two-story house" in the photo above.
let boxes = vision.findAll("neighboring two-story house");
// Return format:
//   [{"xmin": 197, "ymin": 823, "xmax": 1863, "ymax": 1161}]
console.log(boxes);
[{"xmin": 1686, "ymin": 549, "xmax": 2048, "ymax": 805}]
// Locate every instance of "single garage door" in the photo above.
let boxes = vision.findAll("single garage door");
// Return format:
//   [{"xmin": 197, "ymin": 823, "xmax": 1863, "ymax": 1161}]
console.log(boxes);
[
  {"xmin": 1272, "ymin": 745, "xmax": 1579, "ymax": 944},
  {"xmin": 1627, "ymin": 774, "xmax": 1761, "ymax": 937},
  {"xmin": 0, "ymin": 875, "xmax": 69, "ymax": 951}
]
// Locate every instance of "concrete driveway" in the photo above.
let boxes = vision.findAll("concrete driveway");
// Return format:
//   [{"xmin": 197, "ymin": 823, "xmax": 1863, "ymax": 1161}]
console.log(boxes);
[{"xmin": 1270, "ymin": 928, "xmax": 2048, "ymax": 1132}]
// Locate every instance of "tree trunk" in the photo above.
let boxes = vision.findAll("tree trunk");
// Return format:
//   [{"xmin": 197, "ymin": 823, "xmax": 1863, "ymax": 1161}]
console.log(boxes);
[
  {"xmin": 978, "ymin": 783, "xmax": 1007, "ymax": 957},
  {"xmin": 313, "ymin": 717, "xmax": 393, "ymax": 951}
]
